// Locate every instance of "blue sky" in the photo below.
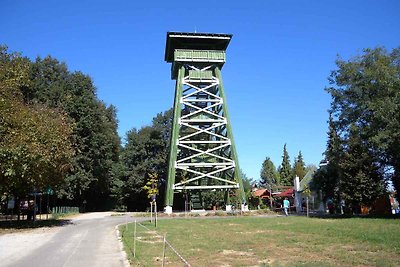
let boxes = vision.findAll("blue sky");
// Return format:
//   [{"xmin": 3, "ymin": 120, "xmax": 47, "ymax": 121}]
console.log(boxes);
[{"xmin": 1, "ymin": 1, "xmax": 399, "ymax": 181}]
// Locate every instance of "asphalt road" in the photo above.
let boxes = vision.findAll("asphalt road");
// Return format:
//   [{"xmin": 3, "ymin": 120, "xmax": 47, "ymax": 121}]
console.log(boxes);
[{"xmin": 1, "ymin": 212, "xmax": 137, "ymax": 267}]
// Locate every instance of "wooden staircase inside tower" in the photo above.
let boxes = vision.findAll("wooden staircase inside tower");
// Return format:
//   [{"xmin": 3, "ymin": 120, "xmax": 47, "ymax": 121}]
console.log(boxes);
[{"xmin": 190, "ymin": 191, "xmax": 204, "ymax": 210}]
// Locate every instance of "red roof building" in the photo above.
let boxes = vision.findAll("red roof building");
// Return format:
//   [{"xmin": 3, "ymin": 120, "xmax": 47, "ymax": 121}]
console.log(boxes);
[
  {"xmin": 274, "ymin": 188, "xmax": 294, "ymax": 198},
  {"xmin": 252, "ymin": 189, "xmax": 272, "ymax": 199}
]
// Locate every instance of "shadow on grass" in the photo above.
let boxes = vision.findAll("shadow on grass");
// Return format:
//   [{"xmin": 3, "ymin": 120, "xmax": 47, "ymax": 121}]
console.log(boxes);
[
  {"xmin": 0, "ymin": 219, "xmax": 73, "ymax": 231},
  {"xmin": 309, "ymin": 213, "xmax": 400, "ymax": 220}
]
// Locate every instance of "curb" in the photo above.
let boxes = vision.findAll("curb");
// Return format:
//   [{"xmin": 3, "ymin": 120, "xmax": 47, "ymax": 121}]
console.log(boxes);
[{"xmin": 115, "ymin": 220, "xmax": 131, "ymax": 267}]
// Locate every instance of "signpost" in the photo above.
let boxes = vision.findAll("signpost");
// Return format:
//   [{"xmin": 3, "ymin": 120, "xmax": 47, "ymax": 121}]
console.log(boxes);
[{"xmin": 46, "ymin": 186, "xmax": 54, "ymax": 220}]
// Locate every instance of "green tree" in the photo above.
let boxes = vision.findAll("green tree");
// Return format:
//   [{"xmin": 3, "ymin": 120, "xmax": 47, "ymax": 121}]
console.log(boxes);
[
  {"xmin": 143, "ymin": 172, "xmax": 159, "ymax": 201},
  {"xmin": 327, "ymin": 47, "xmax": 400, "ymax": 200},
  {"xmin": 121, "ymin": 125, "xmax": 168, "ymax": 211},
  {"xmin": 26, "ymin": 57, "xmax": 120, "ymax": 209},
  {"xmin": 279, "ymin": 144, "xmax": 292, "ymax": 186},
  {"xmin": 152, "ymin": 108, "xmax": 173, "ymax": 148},
  {"xmin": 149, "ymin": 109, "xmax": 173, "ymax": 204},
  {"xmin": 0, "ymin": 46, "xmax": 74, "ymax": 207},
  {"xmin": 109, "ymin": 160, "xmax": 127, "ymax": 210},
  {"xmin": 116, "ymin": 109, "xmax": 181, "ymax": 211},
  {"xmin": 305, "ymin": 164, "xmax": 318, "ymax": 173},
  {"xmin": 260, "ymin": 157, "xmax": 278, "ymax": 186},
  {"xmin": 1, "ymin": 47, "xmax": 120, "ymax": 211},
  {"xmin": 311, "ymin": 114, "xmax": 342, "ymax": 202},
  {"xmin": 338, "ymin": 125, "xmax": 386, "ymax": 213},
  {"xmin": 292, "ymin": 151, "xmax": 306, "ymax": 180},
  {"xmin": 240, "ymin": 169, "xmax": 254, "ymax": 193}
]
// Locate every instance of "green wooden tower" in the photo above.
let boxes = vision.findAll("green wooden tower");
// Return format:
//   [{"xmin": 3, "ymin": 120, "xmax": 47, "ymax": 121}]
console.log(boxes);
[{"xmin": 164, "ymin": 32, "xmax": 246, "ymax": 213}]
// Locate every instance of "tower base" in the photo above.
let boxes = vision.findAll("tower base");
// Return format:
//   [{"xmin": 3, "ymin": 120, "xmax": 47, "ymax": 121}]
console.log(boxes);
[{"xmin": 164, "ymin": 206, "xmax": 172, "ymax": 214}]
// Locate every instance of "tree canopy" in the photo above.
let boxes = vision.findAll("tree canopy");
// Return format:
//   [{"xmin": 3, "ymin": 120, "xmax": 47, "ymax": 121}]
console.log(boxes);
[
  {"xmin": 0, "ymin": 47, "xmax": 74, "ymax": 199},
  {"xmin": 0, "ymin": 46, "xmax": 120, "ymax": 211},
  {"xmin": 260, "ymin": 157, "xmax": 278, "ymax": 186},
  {"xmin": 115, "ymin": 109, "xmax": 172, "ymax": 211},
  {"xmin": 313, "ymin": 47, "xmax": 398, "ymax": 211},
  {"xmin": 338, "ymin": 125, "xmax": 386, "ymax": 211},
  {"xmin": 311, "ymin": 115, "xmax": 341, "ymax": 201},
  {"xmin": 329, "ymin": 47, "xmax": 399, "ymax": 198},
  {"xmin": 292, "ymin": 151, "xmax": 306, "ymax": 180},
  {"xmin": 279, "ymin": 144, "xmax": 292, "ymax": 186}
]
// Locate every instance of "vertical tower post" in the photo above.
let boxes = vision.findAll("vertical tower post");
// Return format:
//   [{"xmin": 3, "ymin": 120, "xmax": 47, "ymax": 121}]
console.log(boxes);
[
  {"xmin": 164, "ymin": 32, "xmax": 245, "ymax": 213},
  {"xmin": 165, "ymin": 66, "xmax": 184, "ymax": 213}
]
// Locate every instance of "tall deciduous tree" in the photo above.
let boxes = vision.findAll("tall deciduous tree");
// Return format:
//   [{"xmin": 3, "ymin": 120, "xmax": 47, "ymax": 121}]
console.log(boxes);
[
  {"xmin": 121, "ymin": 127, "xmax": 167, "ymax": 210},
  {"xmin": 1, "ymin": 52, "xmax": 120, "ymax": 209},
  {"xmin": 22, "ymin": 55, "xmax": 120, "ymax": 209},
  {"xmin": 152, "ymin": 108, "xmax": 173, "ymax": 148},
  {"xmin": 0, "ymin": 46, "xmax": 74, "ymax": 202},
  {"xmin": 1, "ymin": 47, "xmax": 121, "ymax": 211},
  {"xmin": 118, "ymin": 110, "xmax": 172, "ymax": 211},
  {"xmin": 327, "ymin": 47, "xmax": 400, "ymax": 200},
  {"xmin": 279, "ymin": 144, "xmax": 292, "ymax": 186},
  {"xmin": 260, "ymin": 157, "xmax": 278, "ymax": 186}
]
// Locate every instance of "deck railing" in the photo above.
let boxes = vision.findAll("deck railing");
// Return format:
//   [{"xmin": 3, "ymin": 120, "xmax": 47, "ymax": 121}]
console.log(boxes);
[{"xmin": 174, "ymin": 49, "xmax": 226, "ymax": 63}]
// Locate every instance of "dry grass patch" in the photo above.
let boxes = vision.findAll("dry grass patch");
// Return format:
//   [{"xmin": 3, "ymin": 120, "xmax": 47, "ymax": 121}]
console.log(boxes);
[{"xmin": 221, "ymin": 249, "xmax": 254, "ymax": 256}]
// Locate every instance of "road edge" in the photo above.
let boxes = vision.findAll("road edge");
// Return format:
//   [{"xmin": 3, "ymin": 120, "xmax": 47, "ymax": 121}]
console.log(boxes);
[{"xmin": 115, "ymin": 222, "xmax": 130, "ymax": 267}]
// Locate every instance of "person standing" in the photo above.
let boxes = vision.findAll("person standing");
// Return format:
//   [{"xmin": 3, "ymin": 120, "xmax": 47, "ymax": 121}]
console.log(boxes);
[{"xmin": 283, "ymin": 197, "xmax": 290, "ymax": 216}]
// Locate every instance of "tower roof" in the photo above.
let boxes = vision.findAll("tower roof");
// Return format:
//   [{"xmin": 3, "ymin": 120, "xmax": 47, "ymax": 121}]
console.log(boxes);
[{"xmin": 164, "ymin": 32, "xmax": 232, "ymax": 62}]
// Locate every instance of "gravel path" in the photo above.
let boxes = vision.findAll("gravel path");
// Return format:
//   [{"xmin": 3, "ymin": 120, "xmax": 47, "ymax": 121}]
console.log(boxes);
[
  {"xmin": 0, "ymin": 226, "xmax": 60, "ymax": 266},
  {"xmin": 0, "ymin": 212, "xmax": 132, "ymax": 267}
]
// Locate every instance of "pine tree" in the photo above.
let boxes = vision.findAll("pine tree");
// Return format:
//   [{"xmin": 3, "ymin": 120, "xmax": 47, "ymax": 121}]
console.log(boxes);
[
  {"xmin": 338, "ymin": 125, "xmax": 385, "ymax": 213},
  {"xmin": 292, "ymin": 151, "xmax": 306, "ymax": 180},
  {"xmin": 279, "ymin": 144, "xmax": 292, "ymax": 186},
  {"xmin": 260, "ymin": 157, "xmax": 278, "ymax": 186},
  {"xmin": 311, "ymin": 115, "xmax": 342, "ymax": 201},
  {"xmin": 325, "ymin": 114, "xmax": 342, "ymax": 164}
]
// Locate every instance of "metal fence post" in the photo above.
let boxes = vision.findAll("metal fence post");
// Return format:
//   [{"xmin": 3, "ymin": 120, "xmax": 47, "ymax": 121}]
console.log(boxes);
[
  {"xmin": 162, "ymin": 233, "xmax": 167, "ymax": 267},
  {"xmin": 125, "ymin": 214, "xmax": 128, "ymax": 231},
  {"xmin": 155, "ymin": 202, "xmax": 158, "ymax": 228},
  {"xmin": 133, "ymin": 220, "xmax": 137, "ymax": 258},
  {"xmin": 150, "ymin": 202, "xmax": 153, "ymax": 223}
]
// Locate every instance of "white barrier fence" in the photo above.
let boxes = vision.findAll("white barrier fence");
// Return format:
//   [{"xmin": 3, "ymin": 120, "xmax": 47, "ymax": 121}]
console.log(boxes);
[{"xmin": 125, "ymin": 219, "xmax": 192, "ymax": 266}]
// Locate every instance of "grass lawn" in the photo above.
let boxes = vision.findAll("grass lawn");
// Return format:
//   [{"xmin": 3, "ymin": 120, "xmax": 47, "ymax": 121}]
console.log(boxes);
[{"xmin": 120, "ymin": 216, "xmax": 400, "ymax": 266}]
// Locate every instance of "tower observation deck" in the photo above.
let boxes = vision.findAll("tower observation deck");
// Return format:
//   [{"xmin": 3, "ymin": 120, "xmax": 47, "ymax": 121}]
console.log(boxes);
[{"xmin": 164, "ymin": 32, "xmax": 246, "ymax": 214}]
